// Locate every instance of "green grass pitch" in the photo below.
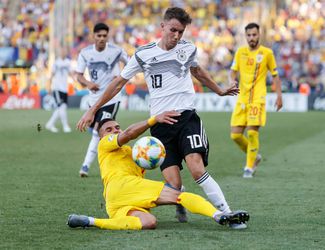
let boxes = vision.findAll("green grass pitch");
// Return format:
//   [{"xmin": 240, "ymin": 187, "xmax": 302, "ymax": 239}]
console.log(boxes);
[{"xmin": 1, "ymin": 109, "xmax": 324, "ymax": 249}]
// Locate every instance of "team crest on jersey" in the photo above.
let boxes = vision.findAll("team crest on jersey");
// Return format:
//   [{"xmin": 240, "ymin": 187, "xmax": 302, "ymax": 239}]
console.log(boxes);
[
  {"xmin": 176, "ymin": 49, "xmax": 187, "ymax": 61},
  {"xmin": 256, "ymin": 54, "xmax": 263, "ymax": 63}
]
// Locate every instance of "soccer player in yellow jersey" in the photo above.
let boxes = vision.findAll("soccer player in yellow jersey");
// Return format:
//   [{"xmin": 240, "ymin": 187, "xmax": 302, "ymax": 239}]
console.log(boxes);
[
  {"xmin": 67, "ymin": 111, "xmax": 249, "ymax": 230},
  {"xmin": 229, "ymin": 23, "xmax": 283, "ymax": 178}
]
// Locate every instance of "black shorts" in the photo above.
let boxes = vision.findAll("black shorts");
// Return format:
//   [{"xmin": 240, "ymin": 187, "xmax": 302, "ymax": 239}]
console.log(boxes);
[
  {"xmin": 150, "ymin": 110, "xmax": 209, "ymax": 171},
  {"xmin": 53, "ymin": 90, "xmax": 67, "ymax": 106},
  {"xmin": 91, "ymin": 102, "xmax": 120, "ymax": 128}
]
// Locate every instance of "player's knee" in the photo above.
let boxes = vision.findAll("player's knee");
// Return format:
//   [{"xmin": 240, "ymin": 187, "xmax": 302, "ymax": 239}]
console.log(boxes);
[
  {"xmin": 231, "ymin": 133, "xmax": 242, "ymax": 142},
  {"xmin": 185, "ymin": 154, "xmax": 205, "ymax": 179},
  {"xmin": 141, "ymin": 214, "xmax": 157, "ymax": 229}
]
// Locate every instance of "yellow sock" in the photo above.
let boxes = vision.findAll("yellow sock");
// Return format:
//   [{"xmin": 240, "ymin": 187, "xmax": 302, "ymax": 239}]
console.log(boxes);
[
  {"xmin": 231, "ymin": 133, "xmax": 248, "ymax": 153},
  {"xmin": 247, "ymin": 130, "xmax": 259, "ymax": 169},
  {"xmin": 177, "ymin": 192, "xmax": 218, "ymax": 218},
  {"xmin": 94, "ymin": 216, "xmax": 142, "ymax": 230}
]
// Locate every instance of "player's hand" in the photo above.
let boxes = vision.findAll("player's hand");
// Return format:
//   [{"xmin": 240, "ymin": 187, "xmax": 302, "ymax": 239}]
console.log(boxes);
[
  {"xmin": 275, "ymin": 96, "xmax": 283, "ymax": 111},
  {"xmin": 220, "ymin": 84, "xmax": 239, "ymax": 96},
  {"xmin": 87, "ymin": 82, "xmax": 100, "ymax": 91},
  {"xmin": 229, "ymin": 80, "xmax": 238, "ymax": 87},
  {"xmin": 156, "ymin": 111, "xmax": 181, "ymax": 125},
  {"xmin": 77, "ymin": 110, "xmax": 95, "ymax": 132}
]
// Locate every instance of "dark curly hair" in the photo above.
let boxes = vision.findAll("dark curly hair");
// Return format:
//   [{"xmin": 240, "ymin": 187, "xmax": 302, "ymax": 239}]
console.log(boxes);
[
  {"xmin": 245, "ymin": 23, "xmax": 259, "ymax": 32},
  {"xmin": 163, "ymin": 7, "xmax": 192, "ymax": 26}
]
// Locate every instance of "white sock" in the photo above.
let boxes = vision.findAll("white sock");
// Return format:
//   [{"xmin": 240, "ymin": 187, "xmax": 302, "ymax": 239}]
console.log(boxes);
[
  {"xmin": 59, "ymin": 103, "xmax": 70, "ymax": 128},
  {"xmin": 46, "ymin": 108, "xmax": 60, "ymax": 127},
  {"xmin": 88, "ymin": 217, "xmax": 95, "ymax": 226},
  {"xmin": 82, "ymin": 130, "xmax": 100, "ymax": 168},
  {"xmin": 213, "ymin": 210, "xmax": 224, "ymax": 221},
  {"xmin": 196, "ymin": 172, "xmax": 231, "ymax": 214}
]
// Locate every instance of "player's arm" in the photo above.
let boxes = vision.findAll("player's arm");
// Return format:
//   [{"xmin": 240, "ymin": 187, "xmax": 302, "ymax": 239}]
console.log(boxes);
[
  {"xmin": 77, "ymin": 53, "xmax": 143, "ymax": 132},
  {"xmin": 77, "ymin": 76, "xmax": 128, "ymax": 131},
  {"xmin": 93, "ymin": 75, "xmax": 128, "ymax": 111},
  {"xmin": 268, "ymin": 50, "xmax": 282, "ymax": 111},
  {"xmin": 229, "ymin": 69, "xmax": 238, "ymax": 87},
  {"xmin": 48, "ymin": 63, "xmax": 56, "ymax": 94},
  {"xmin": 228, "ymin": 49, "xmax": 240, "ymax": 87},
  {"xmin": 117, "ymin": 111, "xmax": 180, "ymax": 146},
  {"xmin": 272, "ymin": 74, "xmax": 282, "ymax": 111},
  {"xmin": 119, "ymin": 48, "xmax": 129, "ymax": 65},
  {"xmin": 48, "ymin": 72, "xmax": 54, "ymax": 95},
  {"xmin": 75, "ymin": 72, "xmax": 99, "ymax": 91},
  {"xmin": 68, "ymin": 71, "xmax": 77, "ymax": 83},
  {"xmin": 49, "ymin": 71, "xmax": 54, "ymax": 84},
  {"xmin": 190, "ymin": 65, "xmax": 239, "ymax": 96},
  {"xmin": 68, "ymin": 62, "xmax": 77, "ymax": 82},
  {"xmin": 75, "ymin": 52, "xmax": 99, "ymax": 91}
]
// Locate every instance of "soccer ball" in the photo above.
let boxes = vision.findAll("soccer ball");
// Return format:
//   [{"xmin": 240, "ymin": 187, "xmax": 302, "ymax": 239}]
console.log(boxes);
[{"xmin": 132, "ymin": 136, "xmax": 166, "ymax": 170}]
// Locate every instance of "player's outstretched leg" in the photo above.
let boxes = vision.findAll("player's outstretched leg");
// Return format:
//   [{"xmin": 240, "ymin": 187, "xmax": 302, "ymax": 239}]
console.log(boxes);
[
  {"xmin": 67, "ymin": 214, "xmax": 143, "ymax": 230},
  {"xmin": 46, "ymin": 108, "xmax": 60, "ymax": 133},
  {"xmin": 79, "ymin": 165, "xmax": 89, "ymax": 178},
  {"xmin": 79, "ymin": 130, "xmax": 100, "ymax": 177},
  {"xmin": 59, "ymin": 103, "xmax": 71, "ymax": 133},
  {"xmin": 216, "ymin": 210, "xmax": 250, "ymax": 229},
  {"xmin": 177, "ymin": 192, "xmax": 249, "ymax": 229},
  {"xmin": 67, "ymin": 214, "xmax": 90, "ymax": 228},
  {"xmin": 175, "ymin": 186, "xmax": 188, "ymax": 223},
  {"xmin": 175, "ymin": 204, "xmax": 187, "ymax": 223}
]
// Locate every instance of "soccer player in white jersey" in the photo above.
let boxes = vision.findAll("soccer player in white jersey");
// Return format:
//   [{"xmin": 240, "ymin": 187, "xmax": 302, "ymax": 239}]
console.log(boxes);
[
  {"xmin": 75, "ymin": 23, "xmax": 128, "ymax": 177},
  {"xmin": 45, "ymin": 48, "xmax": 72, "ymax": 133},
  {"xmin": 77, "ymin": 8, "xmax": 248, "ymax": 229}
]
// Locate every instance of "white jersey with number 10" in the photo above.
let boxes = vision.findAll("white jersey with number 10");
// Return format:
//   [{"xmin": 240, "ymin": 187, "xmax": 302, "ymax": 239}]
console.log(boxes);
[{"xmin": 121, "ymin": 40, "xmax": 197, "ymax": 116}]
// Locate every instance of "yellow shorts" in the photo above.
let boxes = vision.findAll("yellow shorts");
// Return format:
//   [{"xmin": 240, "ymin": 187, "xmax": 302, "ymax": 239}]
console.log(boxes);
[
  {"xmin": 105, "ymin": 176, "xmax": 165, "ymax": 218},
  {"xmin": 231, "ymin": 102, "xmax": 266, "ymax": 127}
]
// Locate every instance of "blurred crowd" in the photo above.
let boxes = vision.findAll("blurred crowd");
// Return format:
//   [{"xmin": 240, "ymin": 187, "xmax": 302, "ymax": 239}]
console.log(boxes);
[
  {"xmin": 0, "ymin": 0, "xmax": 51, "ymax": 68},
  {"xmin": 270, "ymin": 0, "xmax": 324, "ymax": 95},
  {"xmin": 0, "ymin": 0, "xmax": 324, "ymax": 96}
]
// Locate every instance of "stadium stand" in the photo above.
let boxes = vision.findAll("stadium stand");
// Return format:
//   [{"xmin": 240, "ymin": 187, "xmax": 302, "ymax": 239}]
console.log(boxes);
[{"xmin": 0, "ymin": 0, "xmax": 323, "ymax": 95}]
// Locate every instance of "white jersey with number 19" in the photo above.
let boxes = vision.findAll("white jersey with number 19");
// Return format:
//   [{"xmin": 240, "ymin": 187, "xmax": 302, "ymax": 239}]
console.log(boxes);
[
  {"xmin": 76, "ymin": 43, "xmax": 129, "ymax": 107},
  {"xmin": 121, "ymin": 40, "xmax": 198, "ymax": 116}
]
